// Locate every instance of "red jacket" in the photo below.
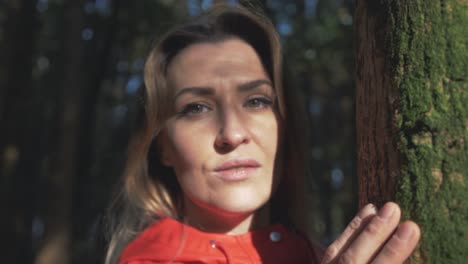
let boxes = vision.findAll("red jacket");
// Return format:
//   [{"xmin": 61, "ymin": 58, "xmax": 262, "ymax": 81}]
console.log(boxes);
[{"xmin": 119, "ymin": 218, "xmax": 322, "ymax": 264}]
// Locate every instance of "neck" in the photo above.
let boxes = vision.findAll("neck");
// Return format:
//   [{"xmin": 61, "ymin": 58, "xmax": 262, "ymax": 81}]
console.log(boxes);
[{"xmin": 182, "ymin": 198, "xmax": 270, "ymax": 235}]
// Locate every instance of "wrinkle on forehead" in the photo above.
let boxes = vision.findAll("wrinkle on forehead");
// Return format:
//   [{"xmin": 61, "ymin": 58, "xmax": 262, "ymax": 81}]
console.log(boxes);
[{"xmin": 166, "ymin": 38, "xmax": 269, "ymax": 91}]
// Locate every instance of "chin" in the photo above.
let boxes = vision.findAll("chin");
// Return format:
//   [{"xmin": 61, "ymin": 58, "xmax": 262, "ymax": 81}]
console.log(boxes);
[{"xmin": 210, "ymin": 188, "xmax": 271, "ymax": 215}]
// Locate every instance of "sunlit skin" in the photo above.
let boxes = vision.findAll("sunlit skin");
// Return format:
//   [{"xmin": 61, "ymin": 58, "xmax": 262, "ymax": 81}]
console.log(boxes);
[
  {"xmin": 161, "ymin": 38, "xmax": 282, "ymax": 234},
  {"xmin": 159, "ymin": 38, "xmax": 421, "ymax": 263}
]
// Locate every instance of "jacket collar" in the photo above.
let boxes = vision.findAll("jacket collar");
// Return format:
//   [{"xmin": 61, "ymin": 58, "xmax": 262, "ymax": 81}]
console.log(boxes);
[{"xmin": 119, "ymin": 217, "xmax": 315, "ymax": 263}]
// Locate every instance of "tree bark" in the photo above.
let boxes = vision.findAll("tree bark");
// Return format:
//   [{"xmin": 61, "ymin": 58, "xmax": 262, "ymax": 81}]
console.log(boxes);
[
  {"xmin": 356, "ymin": 0, "xmax": 467, "ymax": 263},
  {"xmin": 355, "ymin": 0, "xmax": 401, "ymax": 210}
]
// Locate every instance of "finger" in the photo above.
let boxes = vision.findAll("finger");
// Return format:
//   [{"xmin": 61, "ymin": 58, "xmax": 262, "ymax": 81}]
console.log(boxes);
[
  {"xmin": 321, "ymin": 203, "xmax": 377, "ymax": 263},
  {"xmin": 337, "ymin": 202, "xmax": 401, "ymax": 264},
  {"xmin": 372, "ymin": 221, "xmax": 421, "ymax": 264}
]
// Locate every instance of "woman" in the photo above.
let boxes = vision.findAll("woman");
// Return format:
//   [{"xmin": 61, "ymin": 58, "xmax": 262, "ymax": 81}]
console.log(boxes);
[{"xmin": 106, "ymin": 4, "xmax": 420, "ymax": 264}]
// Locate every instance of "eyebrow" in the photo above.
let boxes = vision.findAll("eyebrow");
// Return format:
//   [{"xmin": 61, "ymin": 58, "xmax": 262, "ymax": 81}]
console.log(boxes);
[
  {"xmin": 174, "ymin": 79, "xmax": 273, "ymax": 100},
  {"xmin": 238, "ymin": 79, "xmax": 272, "ymax": 92}
]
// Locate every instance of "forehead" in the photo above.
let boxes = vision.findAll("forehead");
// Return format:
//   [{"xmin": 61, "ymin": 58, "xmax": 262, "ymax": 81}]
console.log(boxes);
[{"xmin": 166, "ymin": 38, "xmax": 269, "ymax": 90}]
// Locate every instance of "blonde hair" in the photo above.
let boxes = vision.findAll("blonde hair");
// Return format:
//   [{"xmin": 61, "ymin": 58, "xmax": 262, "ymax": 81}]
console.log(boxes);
[{"xmin": 105, "ymin": 4, "xmax": 308, "ymax": 264}]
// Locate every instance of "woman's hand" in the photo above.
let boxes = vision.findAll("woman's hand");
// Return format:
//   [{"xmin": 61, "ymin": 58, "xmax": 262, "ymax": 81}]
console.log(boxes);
[{"xmin": 321, "ymin": 202, "xmax": 420, "ymax": 264}]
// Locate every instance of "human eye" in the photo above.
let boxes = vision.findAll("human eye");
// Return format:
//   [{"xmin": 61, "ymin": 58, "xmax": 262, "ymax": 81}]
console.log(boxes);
[
  {"xmin": 179, "ymin": 103, "xmax": 211, "ymax": 116},
  {"xmin": 244, "ymin": 96, "xmax": 273, "ymax": 110}
]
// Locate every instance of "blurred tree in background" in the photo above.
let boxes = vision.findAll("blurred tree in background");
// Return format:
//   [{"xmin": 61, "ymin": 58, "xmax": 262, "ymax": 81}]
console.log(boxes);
[{"xmin": 0, "ymin": 0, "xmax": 356, "ymax": 263}]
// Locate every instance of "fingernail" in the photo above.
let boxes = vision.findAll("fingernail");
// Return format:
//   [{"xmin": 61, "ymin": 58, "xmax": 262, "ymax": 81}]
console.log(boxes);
[
  {"xmin": 379, "ymin": 203, "xmax": 394, "ymax": 219},
  {"xmin": 364, "ymin": 204, "xmax": 378, "ymax": 216},
  {"xmin": 397, "ymin": 224, "xmax": 413, "ymax": 240},
  {"xmin": 368, "ymin": 203, "xmax": 377, "ymax": 213}
]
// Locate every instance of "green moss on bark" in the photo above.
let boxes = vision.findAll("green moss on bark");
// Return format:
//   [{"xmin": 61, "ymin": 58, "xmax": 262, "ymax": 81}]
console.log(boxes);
[{"xmin": 389, "ymin": 0, "xmax": 468, "ymax": 263}]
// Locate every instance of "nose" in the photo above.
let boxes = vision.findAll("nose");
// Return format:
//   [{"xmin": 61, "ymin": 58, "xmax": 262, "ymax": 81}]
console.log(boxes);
[{"xmin": 214, "ymin": 109, "xmax": 250, "ymax": 151}]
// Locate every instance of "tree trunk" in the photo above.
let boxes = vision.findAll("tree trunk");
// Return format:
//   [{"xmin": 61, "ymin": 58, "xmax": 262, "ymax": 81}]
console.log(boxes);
[
  {"xmin": 356, "ymin": 0, "xmax": 467, "ymax": 263},
  {"xmin": 0, "ymin": 1, "xmax": 38, "ymax": 263},
  {"xmin": 34, "ymin": 0, "xmax": 86, "ymax": 263}
]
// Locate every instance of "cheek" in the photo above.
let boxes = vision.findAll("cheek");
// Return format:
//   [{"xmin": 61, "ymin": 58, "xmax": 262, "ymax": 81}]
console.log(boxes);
[
  {"xmin": 164, "ymin": 128, "xmax": 216, "ymax": 204},
  {"xmin": 250, "ymin": 113, "xmax": 281, "ymax": 153},
  {"xmin": 252, "ymin": 113, "xmax": 284, "ymax": 185},
  {"xmin": 163, "ymin": 123, "xmax": 212, "ymax": 173}
]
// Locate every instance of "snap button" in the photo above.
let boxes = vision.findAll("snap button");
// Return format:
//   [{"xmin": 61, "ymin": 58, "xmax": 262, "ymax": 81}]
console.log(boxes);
[
  {"xmin": 210, "ymin": 240, "xmax": 217, "ymax": 248},
  {"xmin": 270, "ymin": 231, "xmax": 281, "ymax": 242}
]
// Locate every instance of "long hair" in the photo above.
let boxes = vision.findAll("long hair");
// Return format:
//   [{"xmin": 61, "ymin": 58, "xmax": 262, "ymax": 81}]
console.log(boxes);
[{"xmin": 105, "ymin": 4, "xmax": 308, "ymax": 264}]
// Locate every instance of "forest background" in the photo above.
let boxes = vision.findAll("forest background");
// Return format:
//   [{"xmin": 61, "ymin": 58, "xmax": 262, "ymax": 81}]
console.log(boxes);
[{"xmin": 0, "ymin": 0, "xmax": 357, "ymax": 263}]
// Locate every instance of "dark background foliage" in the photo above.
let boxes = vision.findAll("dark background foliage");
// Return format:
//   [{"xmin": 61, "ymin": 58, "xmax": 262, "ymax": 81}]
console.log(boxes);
[{"xmin": 0, "ymin": 0, "xmax": 356, "ymax": 263}]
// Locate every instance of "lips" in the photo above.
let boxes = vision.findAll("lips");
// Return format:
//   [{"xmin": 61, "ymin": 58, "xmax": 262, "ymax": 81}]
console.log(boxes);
[{"xmin": 214, "ymin": 159, "xmax": 260, "ymax": 182}]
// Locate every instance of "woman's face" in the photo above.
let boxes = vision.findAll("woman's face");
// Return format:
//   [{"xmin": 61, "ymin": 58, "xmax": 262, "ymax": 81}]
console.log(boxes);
[{"xmin": 161, "ymin": 38, "xmax": 282, "ymax": 220}]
